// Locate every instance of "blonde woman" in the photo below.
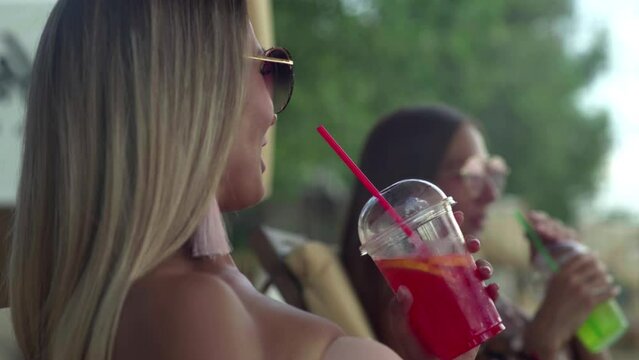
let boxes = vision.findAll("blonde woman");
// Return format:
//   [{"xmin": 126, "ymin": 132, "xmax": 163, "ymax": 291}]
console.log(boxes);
[
  {"xmin": 9, "ymin": 0, "xmax": 394, "ymax": 358},
  {"xmin": 9, "ymin": 1, "xmax": 496, "ymax": 359}
]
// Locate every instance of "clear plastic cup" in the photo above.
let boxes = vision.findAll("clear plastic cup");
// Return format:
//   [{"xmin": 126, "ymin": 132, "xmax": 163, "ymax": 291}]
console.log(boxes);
[{"xmin": 359, "ymin": 179, "xmax": 504, "ymax": 359}]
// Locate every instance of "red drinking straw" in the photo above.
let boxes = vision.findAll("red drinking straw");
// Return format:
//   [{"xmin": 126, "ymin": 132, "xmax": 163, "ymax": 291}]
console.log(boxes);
[{"xmin": 317, "ymin": 125, "xmax": 414, "ymax": 237}]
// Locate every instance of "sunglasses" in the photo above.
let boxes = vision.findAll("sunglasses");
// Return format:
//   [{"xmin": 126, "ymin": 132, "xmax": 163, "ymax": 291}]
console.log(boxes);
[
  {"xmin": 457, "ymin": 155, "xmax": 510, "ymax": 199},
  {"xmin": 247, "ymin": 47, "xmax": 295, "ymax": 114}
]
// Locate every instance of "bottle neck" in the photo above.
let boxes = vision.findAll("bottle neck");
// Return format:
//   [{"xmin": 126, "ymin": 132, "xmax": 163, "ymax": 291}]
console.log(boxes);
[{"xmin": 533, "ymin": 241, "xmax": 589, "ymax": 272}]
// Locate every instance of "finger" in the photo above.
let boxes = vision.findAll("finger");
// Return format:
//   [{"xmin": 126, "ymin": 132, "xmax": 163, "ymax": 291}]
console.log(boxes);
[
  {"xmin": 561, "ymin": 253, "xmax": 597, "ymax": 274},
  {"xmin": 579, "ymin": 266, "xmax": 613, "ymax": 288},
  {"xmin": 386, "ymin": 288, "xmax": 433, "ymax": 360},
  {"xmin": 552, "ymin": 220, "xmax": 575, "ymax": 243},
  {"xmin": 535, "ymin": 222, "xmax": 550, "ymax": 235},
  {"xmin": 466, "ymin": 237, "xmax": 481, "ymax": 253},
  {"xmin": 549, "ymin": 221, "xmax": 563, "ymax": 238},
  {"xmin": 455, "ymin": 346, "xmax": 480, "ymax": 360},
  {"xmin": 527, "ymin": 210, "xmax": 549, "ymax": 224},
  {"xmin": 567, "ymin": 272, "xmax": 612, "ymax": 301},
  {"xmin": 485, "ymin": 283, "xmax": 500, "ymax": 302},
  {"xmin": 536, "ymin": 223, "xmax": 561, "ymax": 244},
  {"xmin": 395, "ymin": 286, "xmax": 414, "ymax": 313},
  {"xmin": 475, "ymin": 259, "xmax": 493, "ymax": 280},
  {"xmin": 570, "ymin": 254, "xmax": 602, "ymax": 276},
  {"xmin": 556, "ymin": 222, "xmax": 573, "ymax": 239},
  {"xmin": 589, "ymin": 285, "xmax": 620, "ymax": 306},
  {"xmin": 580, "ymin": 257, "xmax": 609, "ymax": 277},
  {"xmin": 566, "ymin": 227, "xmax": 579, "ymax": 241},
  {"xmin": 528, "ymin": 212, "xmax": 561, "ymax": 241},
  {"xmin": 454, "ymin": 211, "xmax": 464, "ymax": 225},
  {"xmin": 581, "ymin": 273, "xmax": 615, "ymax": 292}
]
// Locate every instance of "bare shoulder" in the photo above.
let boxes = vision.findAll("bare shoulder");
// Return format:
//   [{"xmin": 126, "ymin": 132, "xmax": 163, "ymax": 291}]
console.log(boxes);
[
  {"xmin": 114, "ymin": 271, "xmax": 260, "ymax": 360},
  {"xmin": 322, "ymin": 336, "xmax": 402, "ymax": 360}
]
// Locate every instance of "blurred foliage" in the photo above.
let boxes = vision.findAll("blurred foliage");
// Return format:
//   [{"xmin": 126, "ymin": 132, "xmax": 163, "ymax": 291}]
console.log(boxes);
[{"xmin": 270, "ymin": 0, "xmax": 610, "ymax": 222}]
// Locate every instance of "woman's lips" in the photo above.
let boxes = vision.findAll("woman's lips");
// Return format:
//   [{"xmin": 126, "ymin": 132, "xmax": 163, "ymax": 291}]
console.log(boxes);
[
  {"xmin": 468, "ymin": 214, "xmax": 486, "ymax": 230},
  {"xmin": 260, "ymin": 140, "xmax": 268, "ymax": 172}
]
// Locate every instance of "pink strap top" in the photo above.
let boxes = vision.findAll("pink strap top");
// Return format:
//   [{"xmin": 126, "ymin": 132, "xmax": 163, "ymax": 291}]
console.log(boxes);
[{"xmin": 190, "ymin": 199, "xmax": 232, "ymax": 257}]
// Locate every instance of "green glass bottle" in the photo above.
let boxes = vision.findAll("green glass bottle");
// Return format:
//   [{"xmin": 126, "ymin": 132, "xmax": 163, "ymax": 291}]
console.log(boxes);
[
  {"xmin": 576, "ymin": 298, "xmax": 628, "ymax": 352},
  {"xmin": 516, "ymin": 212, "xmax": 628, "ymax": 353}
]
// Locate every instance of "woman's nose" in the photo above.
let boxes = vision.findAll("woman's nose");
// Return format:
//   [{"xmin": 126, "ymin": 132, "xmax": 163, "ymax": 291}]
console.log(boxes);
[{"xmin": 478, "ymin": 179, "xmax": 499, "ymax": 204}]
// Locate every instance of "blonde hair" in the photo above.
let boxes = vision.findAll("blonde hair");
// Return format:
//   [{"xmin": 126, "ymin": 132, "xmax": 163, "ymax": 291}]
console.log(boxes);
[{"xmin": 9, "ymin": 0, "xmax": 248, "ymax": 358}]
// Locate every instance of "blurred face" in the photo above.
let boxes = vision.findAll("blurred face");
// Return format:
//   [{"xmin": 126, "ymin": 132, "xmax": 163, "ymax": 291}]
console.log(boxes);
[
  {"xmin": 435, "ymin": 124, "xmax": 507, "ymax": 236},
  {"xmin": 217, "ymin": 25, "xmax": 276, "ymax": 211}
]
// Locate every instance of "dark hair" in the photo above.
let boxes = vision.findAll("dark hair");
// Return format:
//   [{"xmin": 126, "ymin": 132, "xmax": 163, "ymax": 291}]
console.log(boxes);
[{"xmin": 340, "ymin": 104, "xmax": 470, "ymax": 339}]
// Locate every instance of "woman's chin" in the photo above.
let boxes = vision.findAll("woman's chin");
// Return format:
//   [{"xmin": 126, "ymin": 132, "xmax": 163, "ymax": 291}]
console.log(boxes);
[
  {"xmin": 218, "ymin": 184, "xmax": 265, "ymax": 212},
  {"xmin": 461, "ymin": 223, "xmax": 482, "ymax": 238}
]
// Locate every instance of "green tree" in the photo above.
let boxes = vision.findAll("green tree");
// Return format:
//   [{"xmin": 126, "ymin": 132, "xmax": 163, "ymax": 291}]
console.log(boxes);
[{"xmin": 270, "ymin": 0, "xmax": 610, "ymax": 222}]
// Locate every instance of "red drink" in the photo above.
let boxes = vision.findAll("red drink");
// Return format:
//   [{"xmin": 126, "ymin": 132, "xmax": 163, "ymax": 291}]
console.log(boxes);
[
  {"xmin": 357, "ymin": 179, "xmax": 505, "ymax": 359},
  {"xmin": 376, "ymin": 253, "xmax": 504, "ymax": 359}
]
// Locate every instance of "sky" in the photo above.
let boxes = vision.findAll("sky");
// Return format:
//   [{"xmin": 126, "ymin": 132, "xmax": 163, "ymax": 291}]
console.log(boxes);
[
  {"xmin": 0, "ymin": 0, "xmax": 637, "ymax": 215},
  {"xmin": 574, "ymin": 0, "xmax": 639, "ymax": 215}
]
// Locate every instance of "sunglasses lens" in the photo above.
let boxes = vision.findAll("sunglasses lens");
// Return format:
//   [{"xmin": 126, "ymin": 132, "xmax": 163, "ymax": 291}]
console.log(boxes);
[
  {"xmin": 459, "ymin": 155, "xmax": 510, "ymax": 198},
  {"xmin": 488, "ymin": 157, "xmax": 509, "ymax": 193},
  {"xmin": 264, "ymin": 48, "xmax": 294, "ymax": 113},
  {"xmin": 464, "ymin": 175, "xmax": 485, "ymax": 199}
]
